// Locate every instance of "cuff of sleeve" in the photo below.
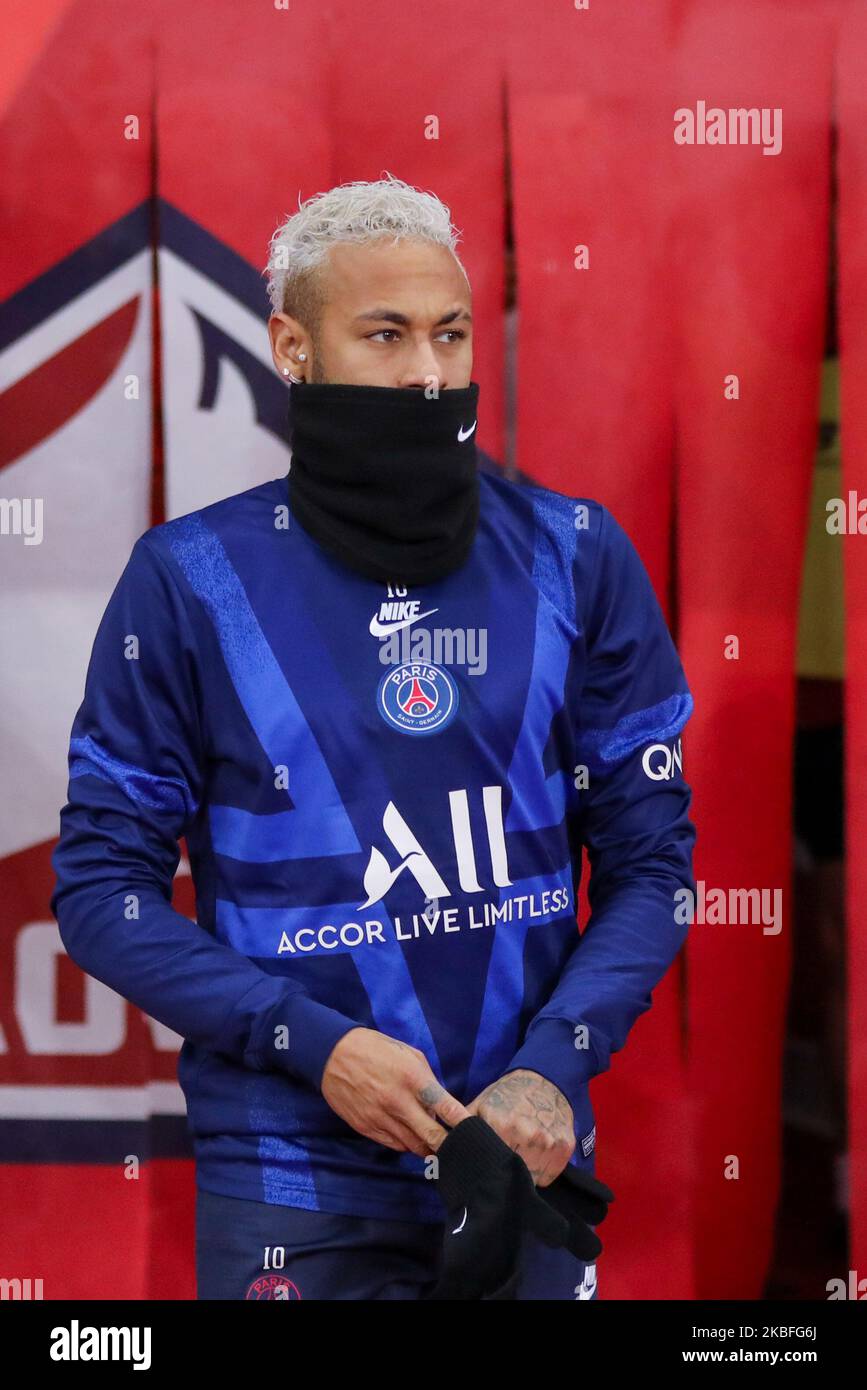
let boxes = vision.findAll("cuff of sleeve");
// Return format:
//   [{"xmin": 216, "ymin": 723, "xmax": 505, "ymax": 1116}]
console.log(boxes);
[
  {"xmin": 249, "ymin": 991, "xmax": 361, "ymax": 1090},
  {"xmin": 504, "ymin": 1017, "xmax": 600, "ymax": 1116}
]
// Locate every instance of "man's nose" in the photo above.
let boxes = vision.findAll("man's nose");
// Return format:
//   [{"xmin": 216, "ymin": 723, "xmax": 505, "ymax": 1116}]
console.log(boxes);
[{"xmin": 397, "ymin": 340, "xmax": 446, "ymax": 389}]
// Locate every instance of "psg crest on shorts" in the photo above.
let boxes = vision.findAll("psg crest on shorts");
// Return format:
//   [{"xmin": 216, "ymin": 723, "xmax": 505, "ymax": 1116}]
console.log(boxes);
[
  {"xmin": 245, "ymin": 1274, "xmax": 302, "ymax": 1300},
  {"xmin": 377, "ymin": 662, "xmax": 459, "ymax": 736}
]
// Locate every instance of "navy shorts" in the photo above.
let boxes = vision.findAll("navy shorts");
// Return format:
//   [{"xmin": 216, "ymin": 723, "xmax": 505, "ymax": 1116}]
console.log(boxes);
[{"xmin": 195, "ymin": 1187, "xmax": 599, "ymax": 1301}]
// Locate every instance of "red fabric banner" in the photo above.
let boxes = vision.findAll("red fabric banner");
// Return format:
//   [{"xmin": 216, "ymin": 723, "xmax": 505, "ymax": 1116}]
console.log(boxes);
[
  {"xmin": 673, "ymin": 0, "xmax": 834, "ymax": 1299},
  {"xmin": 837, "ymin": 0, "xmax": 867, "ymax": 1285},
  {"xmin": 506, "ymin": 0, "xmax": 692, "ymax": 1301},
  {"xmin": 507, "ymin": 0, "xmax": 834, "ymax": 1298},
  {"xmin": 0, "ymin": 0, "xmax": 159, "ymax": 1299}
]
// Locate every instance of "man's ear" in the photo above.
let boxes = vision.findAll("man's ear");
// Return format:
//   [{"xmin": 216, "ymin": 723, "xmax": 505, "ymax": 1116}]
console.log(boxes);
[{"xmin": 268, "ymin": 311, "xmax": 310, "ymax": 377}]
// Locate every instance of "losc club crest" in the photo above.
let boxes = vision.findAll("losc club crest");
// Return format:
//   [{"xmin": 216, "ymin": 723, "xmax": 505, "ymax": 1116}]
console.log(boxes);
[{"xmin": 377, "ymin": 662, "xmax": 459, "ymax": 736}]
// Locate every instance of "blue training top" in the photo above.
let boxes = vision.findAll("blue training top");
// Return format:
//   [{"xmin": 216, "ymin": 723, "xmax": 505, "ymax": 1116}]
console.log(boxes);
[{"xmin": 51, "ymin": 470, "xmax": 696, "ymax": 1221}]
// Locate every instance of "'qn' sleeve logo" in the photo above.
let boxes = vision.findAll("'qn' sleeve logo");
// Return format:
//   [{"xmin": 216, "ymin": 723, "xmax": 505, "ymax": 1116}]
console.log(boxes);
[{"xmin": 641, "ymin": 737, "xmax": 684, "ymax": 781}]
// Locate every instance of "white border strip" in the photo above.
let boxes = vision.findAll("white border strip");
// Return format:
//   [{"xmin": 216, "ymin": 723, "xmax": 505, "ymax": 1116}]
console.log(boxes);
[{"xmin": 0, "ymin": 1084, "xmax": 186, "ymax": 1119}]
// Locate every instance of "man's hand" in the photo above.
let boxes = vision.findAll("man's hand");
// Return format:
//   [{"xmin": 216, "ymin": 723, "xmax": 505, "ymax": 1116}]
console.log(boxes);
[
  {"xmin": 321, "ymin": 1027, "xmax": 470, "ymax": 1157},
  {"xmin": 466, "ymin": 1069, "xmax": 575, "ymax": 1187}
]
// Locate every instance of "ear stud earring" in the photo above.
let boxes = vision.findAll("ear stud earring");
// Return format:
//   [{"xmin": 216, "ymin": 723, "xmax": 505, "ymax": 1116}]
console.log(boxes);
[{"xmin": 283, "ymin": 352, "xmax": 307, "ymax": 384}]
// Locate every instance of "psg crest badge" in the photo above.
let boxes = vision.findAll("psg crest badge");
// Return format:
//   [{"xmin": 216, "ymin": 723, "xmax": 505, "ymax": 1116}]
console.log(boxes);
[
  {"xmin": 245, "ymin": 1274, "xmax": 302, "ymax": 1300},
  {"xmin": 377, "ymin": 662, "xmax": 459, "ymax": 736}
]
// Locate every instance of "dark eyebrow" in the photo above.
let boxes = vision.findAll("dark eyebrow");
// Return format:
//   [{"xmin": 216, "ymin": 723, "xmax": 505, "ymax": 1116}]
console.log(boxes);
[{"xmin": 354, "ymin": 308, "xmax": 472, "ymax": 326}]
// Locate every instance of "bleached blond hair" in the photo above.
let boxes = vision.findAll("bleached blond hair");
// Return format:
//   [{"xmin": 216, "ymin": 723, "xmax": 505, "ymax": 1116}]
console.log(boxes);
[{"xmin": 263, "ymin": 172, "xmax": 469, "ymax": 332}]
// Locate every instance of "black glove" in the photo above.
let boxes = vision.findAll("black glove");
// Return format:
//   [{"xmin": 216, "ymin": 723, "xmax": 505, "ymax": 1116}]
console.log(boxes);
[
  {"xmin": 427, "ymin": 1116, "xmax": 614, "ymax": 1300},
  {"xmin": 537, "ymin": 1160, "xmax": 615, "ymax": 1262}
]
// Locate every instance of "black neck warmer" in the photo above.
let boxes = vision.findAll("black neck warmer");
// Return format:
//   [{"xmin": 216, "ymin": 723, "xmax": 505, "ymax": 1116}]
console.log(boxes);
[{"xmin": 286, "ymin": 380, "xmax": 480, "ymax": 587}]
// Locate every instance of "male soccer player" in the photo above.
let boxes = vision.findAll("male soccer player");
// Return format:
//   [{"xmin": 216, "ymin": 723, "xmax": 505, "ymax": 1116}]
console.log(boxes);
[{"xmin": 51, "ymin": 174, "xmax": 696, "ymax": 1301}]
